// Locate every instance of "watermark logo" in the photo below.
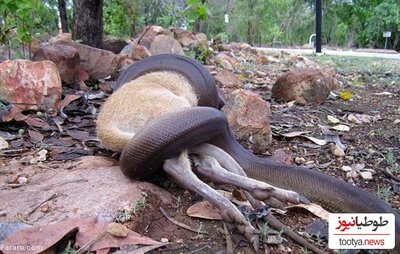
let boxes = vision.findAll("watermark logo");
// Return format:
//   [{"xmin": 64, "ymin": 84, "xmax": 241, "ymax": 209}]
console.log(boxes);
[
  {"xmin": 329, "ymin": 213, "xmax": 395, "ymax": 249},
  {"xmin": 0, "ymin": 244, "xmax": 44, "ymax": 252}
]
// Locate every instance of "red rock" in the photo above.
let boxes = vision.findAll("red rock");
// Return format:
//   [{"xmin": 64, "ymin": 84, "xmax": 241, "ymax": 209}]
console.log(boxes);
[
  {"xmin": 136, "ymin": 25, "xmax": 172, "ymax": 49},
  {"xmin": 222, "ymin": 89, "xmax": 272, "ymax": 153},
  {"xmin": 272, "ymin": 68, "xmax": 338, "ymax": 105},
  {"xmin": 57, "ymin": 41, "xmax": 120, "ymax": 80},
  {"xmin": 214, "ymin": 69, "xmax": 242, "ymax": 88},
  {"xmin": 33, "ymin": 44, "xmax": 80, "ymax": 84},
  {"xmin": 120, "ymin": 43, "xmax": 151, "ymax": 60},
  {"xmin": 49, "ymin": 33, "xmax": 72, "ymax": 44},
  {"xmin": 0, "ymin": 60, "xmax": 62, "ymax": 113},
  {"xmin": 99, "ymin": 39, "xmax": 128, "ymax": 54},
  {"xmin": 215, "ymin": 52, "xmax": 237, "ymax": 70},
  {"xmin": 172, "ymin": 28, "xmax": 196, "ymax": 47}
]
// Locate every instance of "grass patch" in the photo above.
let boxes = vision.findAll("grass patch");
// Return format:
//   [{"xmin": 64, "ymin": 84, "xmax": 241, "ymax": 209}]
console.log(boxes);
[{"xmin": 308, "ymin": 55, "xmax": 400, "ymax": 75}]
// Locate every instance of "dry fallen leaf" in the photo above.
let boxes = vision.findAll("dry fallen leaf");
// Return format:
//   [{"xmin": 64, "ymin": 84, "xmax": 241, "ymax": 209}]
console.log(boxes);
[
  {"xmin": 187, "ymin": 200, "xmax": 222, "ymax": 220},
  {"xmin": 281, "ymin": 131, "xmax": 308, "ymax": 138},
  {"xmin": 2, "ymin": 222, "xmax": 79, "ymax": 254},
  {"xmin": 302, "ymin": 136, "xmax": 327, "ymax": 146},
  {"xmin": 28, "ymin": 129, "xmax": 44, "ymax": 143},
  {"xmin": 347, "ymin": 113, "xmax": 380, "ymax": 124},
  {"xmin": 338, "ymin": 91, "xmax": 352, "ymax": 100},
  {"xmin": 329, "ymin": 124, "xmax": 350, "ymax": 132},
  {"xmin": 269, "ymin": 148, "xmax": 292, "ymax": 164},
  {"xmin": 327, "ymin": 115, "xmax": 340, "ymax": 124},
  {"xmin": 76, "ymin": 217, "xmax": 160, "ymax": 251},
  {"xmin": 25, "ymin": 117, "xmax": 51, "ymax": 130},
  {"xmin": 289, "ymin": 203, "xmax": 330, "ymax": 221},
  {"xmin": 66, "ymin": 129, "xmax": 90, "ymax": 141},
  {"xmin": 2, "ymin": 106, "xmax": 27, "ymax": 122}
]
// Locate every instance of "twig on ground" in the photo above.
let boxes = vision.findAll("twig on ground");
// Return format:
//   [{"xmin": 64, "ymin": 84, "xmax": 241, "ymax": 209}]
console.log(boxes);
[
  {"xmin": 19, "ymin": 192, "xmax": 58, "ymax": 221},
  {"xmin": 159, "ymin": 207, "xmax": 208, "ymax": 235},
  {"xmin": 223, "ymin": 222, "xmax": 234, "ymax": 254}
]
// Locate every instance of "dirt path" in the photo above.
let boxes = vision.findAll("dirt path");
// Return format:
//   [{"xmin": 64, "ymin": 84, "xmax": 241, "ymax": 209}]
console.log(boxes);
[{"xmin": 254, "ymin": 47, "xmax": 400, "ymax": 59}]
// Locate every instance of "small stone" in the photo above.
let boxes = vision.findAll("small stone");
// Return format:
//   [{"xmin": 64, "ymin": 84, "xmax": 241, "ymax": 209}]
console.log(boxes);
[
  {"xmin": 333, "ymin": 145, "xmax": 345, "ymax": 157},
  {"xmin": 214, "ymin": 69, "xmax": 242, "ymax": 88},
  {"xmin": 17, "ymin": 176, "xmax": 28, "ymax": 185},
  {"xmin": 360, "ymin": 171, "xmax": 373, "ymax": 180},
  {"xmin": 341, "ymin": 165, "xmax": 352, "ymax": 172},
  {"xmin": 29, "ymin": 157, "xmax": 38, "ymax": 165},
  {"xmin": 37, "ymin": 149, "xmax": 48, "ymax": 162},
  {"xmin": 295, "ymin": 157, "xmax": 306, "ymax": 164},
  {"xmin": 41, "ymin": 204, "xmax": 50, "ymax": 213},
  {"xmin": 161, "ymin": 238, "xmax": 169, "ymax": 243}
]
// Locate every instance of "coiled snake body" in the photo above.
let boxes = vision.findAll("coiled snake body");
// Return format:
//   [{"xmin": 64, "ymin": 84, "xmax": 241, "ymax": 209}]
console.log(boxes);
[{"xmin": 104, "ymin": 54, "xmax": 400, "ymax": 252}]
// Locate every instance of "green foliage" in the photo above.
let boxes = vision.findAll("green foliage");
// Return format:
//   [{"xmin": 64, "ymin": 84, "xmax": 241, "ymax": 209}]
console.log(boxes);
[
  {"xmin": 0, "ymin": 0, "xmax": 58, "ymax": 58},
  {"xmin": 365, "ymin": 1, "xmax": 400, "ymax": 48},
  {"xmin": 332, "ymin": 23, "xmax": 348, "ymax": 46},
  {"xmin": 195, "ymin": 46, "xmax": 212, "ymax": 63},
  {"xmin": 103, "ymin": 0, "xmax": 139, "ymax": 38},
  {"xmin": 185, "ymin": 0, "xmax": 210, "ymax": 23}
]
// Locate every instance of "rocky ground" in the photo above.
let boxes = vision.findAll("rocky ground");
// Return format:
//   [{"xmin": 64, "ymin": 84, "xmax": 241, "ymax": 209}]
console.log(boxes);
[{"xmin": 0, "ymin": 27, "xmax": 399, "ymax": 254}]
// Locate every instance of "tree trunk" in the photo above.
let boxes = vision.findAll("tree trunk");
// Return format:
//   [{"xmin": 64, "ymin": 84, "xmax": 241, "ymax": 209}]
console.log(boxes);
[
  {"xmin": 246, "ymin": 0, "xmax": 254, "ymax": 45},
  {"xmin": 72, "ymin": 0, "xmax": 103, "ymax": 47},
  {"xmin": 393, "ymin": 34, "xmax": 399, "ymax": 50},
  {"xmin": 58, "ymin": 0, "xmax": 69, "ymax": 33}
]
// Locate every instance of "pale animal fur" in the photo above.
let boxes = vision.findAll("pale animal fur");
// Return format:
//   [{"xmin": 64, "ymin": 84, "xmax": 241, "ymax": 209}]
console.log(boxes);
[{"xmin": 97, "ymin": 71, "xmax": 198, "ymax": 151}]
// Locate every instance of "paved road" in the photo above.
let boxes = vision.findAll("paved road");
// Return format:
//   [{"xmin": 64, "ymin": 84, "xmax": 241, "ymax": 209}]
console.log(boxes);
[{"xmin": 253, "ymin": 47, "xmax": 400, "ymax": 60}]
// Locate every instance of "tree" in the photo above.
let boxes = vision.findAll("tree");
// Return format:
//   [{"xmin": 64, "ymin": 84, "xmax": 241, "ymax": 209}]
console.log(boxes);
[
  {"xmin": 72, "ymin": 0, "xmax": 103, "ymax": 47},
  {"xmin": 58, "ymin": 0, "xmax": 69, "ymax": 33}
]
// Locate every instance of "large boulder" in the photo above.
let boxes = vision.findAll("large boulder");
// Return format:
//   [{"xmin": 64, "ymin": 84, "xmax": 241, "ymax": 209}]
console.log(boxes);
[
  {"xmin": 0, "ymin": 60, "xmax": 62, "ymax": 113},
  {"xmin": 99, "ymin": 38, "xmax": 128, "ymax": 54},
  {"xmin": 0, "ymin": 156, "xmax": 174, "ymax": 225},
  {"xmin": 149, "ymin": 34, "xmax": 184, "ymax": 55},
  {"xmin": 33, "ymin": 44, "xmax": 80, "ymax": 84},
  {"xmin": 272, "ymin": 68, "xmax": 339, "ymax": 105},
  {"xmin": 119, "ymin": 43, "xmax": 151, "ymax": 60},
  {"xmin": 222, "ymin": 89, "xmax": 272, "ymax": 153},
  {"xmin": 56, "ymin": 41, "xmax": 120, "ymax": 80}
]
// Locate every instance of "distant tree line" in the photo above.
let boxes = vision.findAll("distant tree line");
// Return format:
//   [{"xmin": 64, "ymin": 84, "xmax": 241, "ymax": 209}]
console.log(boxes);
[{"xmin": 1, "ymin": 0, "xmax": 399, "ymax": 51}]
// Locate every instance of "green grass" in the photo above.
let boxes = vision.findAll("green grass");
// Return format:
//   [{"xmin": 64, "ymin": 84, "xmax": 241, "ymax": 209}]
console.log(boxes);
[
  {"xmin": 113, "ymin": 195, "xmax": 147, "ymax": 223},
  {"xmin": 386, "ymin": 149, "xmax": 400, "ymax": 175},
  {"xmin": 308, "ymin": 55, "xmax": 400, "ymax": 75}
]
